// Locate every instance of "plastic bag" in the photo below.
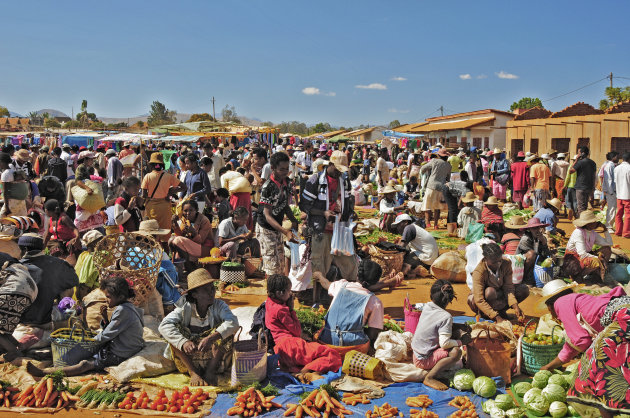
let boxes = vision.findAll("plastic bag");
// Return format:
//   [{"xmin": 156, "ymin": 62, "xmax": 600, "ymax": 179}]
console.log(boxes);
[
  {"xmin": 287, "ymin": 241, "xmax": 300, "ymax": 269},
  {"xmin": 465, "ymin": 238, "xmax": 496, "ymax": 289},
  {"xmin": 330, "ymin": 215, "xmax": 355, "ymax": 256},
  {"xmin": 504, "ymin": 254, "xmax": 525, "ymax": 285},
  {"xmin": 431, "ymin": 252, "xmax": 467, "ymax": 283},
  {"xmin": 465, "ymin": 222, "xmax": 484, "ymax": 243},
  {"xmin": 374, "ymin": 331, "xmax": 413, "ymax": 362}
]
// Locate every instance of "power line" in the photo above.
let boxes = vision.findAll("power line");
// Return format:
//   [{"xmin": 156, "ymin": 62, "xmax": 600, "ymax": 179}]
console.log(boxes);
[
  {"xmin": 541, "ymin": 76, "xmax": 608, "ymax": 103},
  {"xmin": 613, "ymin": 76, "xmax": 630, "ymax": 81}
]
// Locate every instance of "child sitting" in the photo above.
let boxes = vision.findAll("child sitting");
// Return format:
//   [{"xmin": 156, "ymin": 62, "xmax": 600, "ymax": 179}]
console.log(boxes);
[
  {"xmin": 412, "ymin": 280, "xmax": 471, "ymax": 390},
  {"xmin": 28, "ymin": 276, "xmax": 144, "ymax": 377},
  {"xmin": 214, "ymin": 188, "xmax": 231, "ymax": 223},
  {"xmin": 159, "ymin": 269, "xmax": 239, "ymax": 386},
  {"xmin": 379, "ymin": 185, "xmax": 405, "ymax": 232},
  {"xmin": 457, "ymin": 192, "xmax": 481, "ymax": 239},
  {"xmin": 265, "ymin": 274, "xmax": 342, "ymax": 376}
]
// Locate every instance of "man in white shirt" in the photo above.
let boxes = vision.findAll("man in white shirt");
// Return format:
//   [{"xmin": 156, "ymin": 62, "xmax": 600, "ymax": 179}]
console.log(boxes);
[
  {"xmin": 375, "ymin": 148, "xmax": 390, "ymax": 191},
  {"xmin": 614, "ymin": 151, "xmax": 630, "ymax": 238},
  {"xmin": 600, "ymin": 151, "xmax": 619, "ymax": 232}
]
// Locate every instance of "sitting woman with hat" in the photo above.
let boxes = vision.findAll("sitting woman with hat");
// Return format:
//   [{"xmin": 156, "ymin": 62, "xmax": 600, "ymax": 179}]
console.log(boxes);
[
  {"xmin": 480, "ymin": 196, "xmax": 504, "ymax": 240},
  {"xmin": 533, "ymin": 197, "xmax": 565, "ymax": 236},
  {"xmin": 501, "ymin": 215, "xmax": 527, "ymax": 255},
  {"xmin": 562, "ymin": 210, "xmax": 613, "ymax": 282},
  {"xmin": 379, "ymin": 184, "xmax": 405, "ymax": 232},
  {"xmin": 159, "ymin": 268, "xmax": 239, "ymax": 386},
  {"xmin": 515, "ymin": 217, "xmax": 554, "ymax": 285},
  {"xmin": 457, "ymin": 191, "xmax": 480, "ymax": 239},
  {"xmin": 169, "ymin": 200, "xmax": 215, "ymax": 262},
  {"xmin": 393, "ymin": 214, "xmax": 439, "ymax": 278}
]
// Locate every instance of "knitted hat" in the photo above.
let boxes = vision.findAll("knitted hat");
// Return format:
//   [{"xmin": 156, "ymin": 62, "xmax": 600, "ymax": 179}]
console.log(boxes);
[{"xmin": 17, "ymin": 232, "xmax": 44, "ymax": 250}]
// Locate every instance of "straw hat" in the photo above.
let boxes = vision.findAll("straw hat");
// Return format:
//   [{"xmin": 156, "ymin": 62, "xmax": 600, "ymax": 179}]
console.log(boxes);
[
  {"xmin": 136, "ymin": 219, "xmax": 171, "ymax": 236},
  {"xmin": 413, "ymin": 149, "xmax": 423, "ymax": 155},
  {"xmin": 522, "ymin": 217, "xmax": 548, "ymax": 229},
  {"xmin": 186, "ymin": 268, "xmax": 216, "ymax": 292},
  {"xmin": 437, "ymin": 149, "xmax": 450, "ymax": 157},
  {"xmin": 380, "ymin": 185, "xmax": 397, "ymax": 194},
  {"xmin": 493, "ymin": 148, "xmax": 502, "ymax": 154},
  {"xmin": 15, "ymin": 149, "xmax": 30, "ymax": 162},
  {"xmin": 546, "ymin": 198, "xmax": 563, "ymax": 212},
  {"xmin": 537, "ymin": 279, "xmax": 579, "ymax": 311},
  {"xmin": 573, "ymin": 210, "xmax": 601, "ymax": 228},
  {"xmin": 105, "ymin": 148, "xmax": 116, "ymax": 156},
  {"xmin": 484, "ymin": 196, "xmax": 499, "ymax": 205},
  {"xmin": 81, "ymin": 230, "xmax": 104, "ymax": 247},
  {"xmin": 460, "ymin": 191, "xmax": 478, "ymax": 203},
  {"xmin": 78, "ymin": 151, "xmax": 95, "ymax": 160},
  {"xmin": 149, "ymin": 152, "xmax": 164, "ymax": 164},
  {"xmin": 505, "ymin": 215, "xmax": 527, "ymax": 229},
  {"xmin": 328, "ymin": 150, "xmax": 349, "ymax": 172}
]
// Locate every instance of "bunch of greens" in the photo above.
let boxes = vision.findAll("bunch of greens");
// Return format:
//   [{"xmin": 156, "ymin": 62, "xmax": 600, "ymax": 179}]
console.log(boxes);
[
  {"xmin": 502, "ymin": 209, "xmax": 533, "ymax": 222},
  {"xmin": 356, "ymin": 229, "xmax": 399, "ymax": 245},
  {"xmin": 296, "ymin": 307, "xmax": 325, "ymax": 338}
]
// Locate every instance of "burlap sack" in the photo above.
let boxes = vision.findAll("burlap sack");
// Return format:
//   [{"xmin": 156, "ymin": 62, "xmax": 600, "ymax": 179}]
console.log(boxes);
[{"xmin": 430, "ymin": 251, "xmax": 467, "ymax": 283}]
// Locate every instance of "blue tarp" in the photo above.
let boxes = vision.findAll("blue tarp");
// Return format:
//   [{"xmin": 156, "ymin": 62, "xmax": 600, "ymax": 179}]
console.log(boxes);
[{"xmin": 382, "ymin": 130, "xmax": 425, "ymax": 138}]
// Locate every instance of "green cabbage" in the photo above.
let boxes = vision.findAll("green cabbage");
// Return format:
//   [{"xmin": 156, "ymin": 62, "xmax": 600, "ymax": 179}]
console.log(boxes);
[
  {"xmin": 548, "ymin": 374, "xmax": 569, "ymax": 389},
  {"xmin": 567, "ymin": 405, "xmax": 578, "ymax": 416},
  {"xmin": 453, "ymin": 369, "xmax": 476, "ymax": 391},
  {"xmin": 542, "ymin": 383, "xmax": 567, "ymax": 403},
  {"xmin": 564, "ymin": 362, "xmax": 579, "ymax": 374},
  {"xmin": 526, "ymin": 392, "xmax": 550, "ymax": 417},
  {"xmin": 489, "ymin": 408, "xmax": 506, "ymax": 418},
  {"xmin": 533, "ymin": 369, "xmax": 552, "ymax": 383},
  {"xmin": 505, "ymin": 407, "xmax": 526, "ymax": 417},
  {"xmin": 549, "ymin": 401, "xmax": 568, "ymax": 417},
  {"xmin": 472, "ymin": 376, "xmax": 497, "ymax": 398},
  {"xmin": 523, "ymin": 388, "xmax": 543, "ymax": 405},
  {"xmin": 483, "ymin": 399, "xmax": 497, "ymax": 414},
  {"xmin": 494, "ymin": 394, "xmax": 514, "ymax": 411},
  {"xmin": 513, "ymin": 382, "xmax": 532, "ymax": 397},
  {"xmin": 532, "ymin": 376, "xmax": 548, "ymax": 389}
]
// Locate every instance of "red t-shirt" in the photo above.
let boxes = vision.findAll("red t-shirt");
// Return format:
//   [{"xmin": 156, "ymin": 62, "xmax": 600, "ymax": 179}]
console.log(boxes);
[{"xmin": 265, "ymin": 297, "xmax": 301, "ymax": 342}]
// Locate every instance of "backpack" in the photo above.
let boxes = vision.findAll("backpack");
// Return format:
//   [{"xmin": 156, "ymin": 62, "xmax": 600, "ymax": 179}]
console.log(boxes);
[
  {"xmin": 47, "ymin": 157, "xmax": 68, "ymax": 183},
  {"xmin": 249, "ymin": 301, "xmax": 275, "ymax": 353}
]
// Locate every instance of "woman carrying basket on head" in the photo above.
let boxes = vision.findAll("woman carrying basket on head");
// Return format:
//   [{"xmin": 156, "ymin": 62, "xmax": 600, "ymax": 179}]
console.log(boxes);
[
  {"xmin": 27, "ymin": 276, "xmax": 144, "ymax": 377},
  {"xmin": 159, "ymin": 269, "xmax": 239, "ymax": 386}
]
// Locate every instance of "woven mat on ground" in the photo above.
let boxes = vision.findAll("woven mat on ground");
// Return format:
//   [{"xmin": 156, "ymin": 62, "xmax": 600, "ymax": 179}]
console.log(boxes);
[{"xmin": 132, "ymin": 372, "xmax": 227, "ymax": 391}]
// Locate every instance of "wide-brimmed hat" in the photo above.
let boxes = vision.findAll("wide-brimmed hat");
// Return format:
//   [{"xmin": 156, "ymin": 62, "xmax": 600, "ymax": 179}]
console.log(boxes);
[
  {"xmin": 547, "ymin": 198, "xmax": 563, "ymax": 212},
  {"xmin": 517, "ymin": 151, "xmax": 525, "ymax": 158},
  {"xmin": 557, "ymin": 153, "xmax": 566, "ymax": 159},
  {"xmin": 505, "ymin": 215, "xmax": 528, "ymax": 229},
  {"xmin": 62, "ymin": 143, "xmax": 71, "ymax": 150},
  {"xmin": 15, "ymin": 149, "xmax": 30, "ymax": 162},
  {"xmin": 542, "ymin": 153, "xmax": 550, "ymax": 160},
  {"xmin": 537, "ymin": 279, "xmax": 579, "ymax": 311},
  {"xmin": 484, "ymin": 196, "xmax": 499, "ymax": 205},
  {"xmin": 413, "ymin": 149, "xmax": 422, "ymax": 155},
  {"xmin": 437, "ymin": 149, "xmax": 450, "ymax": 157},
  {"xmin": 78, "ymin": 151, "xmax": 95, "ymax": 160},
  {"xmin": 105, "ymin": 148, "xmax": 116, "ymax": 156},
  {"xmin": 573, "ymin": 210, "xmax": 601, "ymax": 228},
  {"xmin": 391, "ymin": 214, "xmax": 413, "ymax": 226},
  {"xmin": 493, "ymin": 148, "xmax": 502, "ymax": 154},
  {"xmin": 81, "ymin": 230, "xmax": 104, "ymax": 247},
  {"xmin": 136, "ymin": 219, "xmax": 171, "ymax": 236},
  {"xmin": 522, "ymin": 217, "xmax": 548, "ymax": 229},
  {"xmin": 328, "ymin": 150, "xmax": 349, "ymax": 172},
  {"xmin": 186, "ymin": 268, "xmax": 216, "ymax": 292},
  {"xmin": 461, "ymin": 191, "xmax": 478, "ymax": 203},
  {"xmin": 149, "ymin": 152, "xmax": 164, "ymax": 164},
  {"xmin": 380, "ymin": 185, "xmax": 397, "ymax": 194}
]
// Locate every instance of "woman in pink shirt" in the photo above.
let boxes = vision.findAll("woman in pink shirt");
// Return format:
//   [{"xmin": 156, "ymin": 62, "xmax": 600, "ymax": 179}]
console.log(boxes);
[{"xmin": 540, "ymin": 280, "xmax": 630, "ymax": 417}]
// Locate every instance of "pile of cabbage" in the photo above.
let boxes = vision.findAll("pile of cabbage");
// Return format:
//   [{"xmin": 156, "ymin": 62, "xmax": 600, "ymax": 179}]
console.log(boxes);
[
  {"xmin": 452, "ymin": 369, "xmax": 498, "ymax": 397},
  {"xmin": 482, "ymin": 369, "xmax": 577, "ymax": 417}
]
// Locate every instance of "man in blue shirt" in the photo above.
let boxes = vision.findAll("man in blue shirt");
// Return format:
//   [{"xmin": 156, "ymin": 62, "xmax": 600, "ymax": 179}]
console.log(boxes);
[
  {"xmin": 183, "ymin": 154, "xmax": 212, "ymax": 213},
  {"xmin": 534, "ymin": 198, "xmax": 565, "ymax": 235}
]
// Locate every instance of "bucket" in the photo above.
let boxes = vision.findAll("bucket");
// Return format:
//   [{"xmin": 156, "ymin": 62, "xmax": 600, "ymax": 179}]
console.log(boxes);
[{"xmin": 404, "ymin": 295, "xmax": 421, "ymax": 333}]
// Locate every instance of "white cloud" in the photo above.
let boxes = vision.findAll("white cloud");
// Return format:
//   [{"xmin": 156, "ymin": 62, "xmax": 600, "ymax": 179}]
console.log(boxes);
[
  {"xmin": 324, "ymin": 91, "xmax": 336, "ymax": 97},
  {"xmin": 477, "ymin": 74, "xmax": 488, "ymax": 79},
  {"xmin": 388, "ymin": 108, "xmax": 410, "ymax": 113},
  {"xmin": 459, "ymin": 74, "xmax": 472, "ymax": 80},
  {"xmin": 496, "ymin": 71, "xmax": 519, "ymax": 79},
  {"xmin": 355, "ymin": 83, "xmax": 387, "ymax": 90},
  {"xmin": 302, "ymin": 87, "xmax": 321, "ymax": 95},
  {"xmin": 391, "ymin": 76, "xmax": 407, "ymax": 81}
]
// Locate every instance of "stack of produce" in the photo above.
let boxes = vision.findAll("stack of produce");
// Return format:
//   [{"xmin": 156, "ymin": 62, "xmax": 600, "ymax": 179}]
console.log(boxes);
[
  {"xmin": 13, "ymin": 372, "xmax": 79, "ymax": 409},
  {"xmin": 78, "ymin": 389, "xmax": 125, "ymax": 410},
  {"xmin": 364, "ymin": 402, "xmax": 400, "ymax": 417},
  {"xmin": 447, "ymin": 396, "xmax": 477, "ymax": 417},
  {"xmin": 283, "ymin": 386, "xmax": 351, "ymax": 418},
  {"xmin": 227, "ymin": 386, "xmax": 282, "ymax": 416},
  {"xmin": 296, "ymin": 305, "xmax": 326, "ymax": 338},
  {"xmin": 341, "ymin": 392, "xmax": 371, "ymax": 406},
  {"xmin": 0, "ymin": 381, "xmax": 20, "ymax": 408}
]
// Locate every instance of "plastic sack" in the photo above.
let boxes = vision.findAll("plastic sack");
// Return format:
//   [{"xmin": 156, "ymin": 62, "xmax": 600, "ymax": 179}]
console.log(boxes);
[
  {"xmin": 504, "ymin": 254, "xmax": 525, "ymax": 285},
  {"xmin": 374, "ymin": 331, "xmax": 413, "ymax": 362},
  {"xmin": 107, "ymin": 341, "xmax": 176, "ymax": 382},
  {"xmin": 605, "ymin": 263, "xmax": 630, "ymax": 284},
  {"xmin": 465, "ymin": 222, "xmax": 484, "ymax": 244},
  {"xmin": 431, "ymin": 251, "xmax": 467, "ymax": 283},
  {"xmin": 71, "ymin": 181, "xmax": 105, "ymax": 213},
  {"xmin": 287, "ymin": 241, "xmax": 300, "ymax": 270},
  {"xmin": 534, "ymin": 256, "xmax": 554, "ymax": 288},
  {"xmin": 330, "ymin": 215, "xmax": 355, "ymax": 256},
  {"xmin": 466, "ymin": 238, "xmax": 496, "ymax": 289}
]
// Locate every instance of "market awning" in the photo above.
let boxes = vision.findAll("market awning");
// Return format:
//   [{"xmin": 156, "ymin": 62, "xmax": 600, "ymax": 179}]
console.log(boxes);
[
  {"xmin": 327, "ymin": 135, "xmax": 352, "ymax": 143},
  {"xmin": 100, "ymin": 133, "xmax": 159, "ymax": 143},
  {"xmin": 408, "ymin": 117, "xmax": 495, "ymax": 133},
  {"xmin": 152, "ymin": 135, "xmax": 201, "ymax": 142}
]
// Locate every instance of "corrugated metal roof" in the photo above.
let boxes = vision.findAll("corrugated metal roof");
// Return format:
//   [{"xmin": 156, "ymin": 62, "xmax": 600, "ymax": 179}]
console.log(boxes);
[{"xmin": 409, "ymin": 116, "xmax": 495, "ymax": 133}]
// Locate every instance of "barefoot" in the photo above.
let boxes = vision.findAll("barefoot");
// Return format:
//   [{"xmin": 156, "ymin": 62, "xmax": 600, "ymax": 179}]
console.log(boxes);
[
  {"xmin": 423, "ymin": 377, "xmax": 448, "ymax": 391},
  {"xmin": 26, "ymin": 362, "xmax": 46, "ymax": 377},
  {"xmin": 189, "ymin": 373, "xmax": 208, "ymax": 387},
  {"xmin": 203, "ymin": 371, "xmax": 218, "ymax": 386}
]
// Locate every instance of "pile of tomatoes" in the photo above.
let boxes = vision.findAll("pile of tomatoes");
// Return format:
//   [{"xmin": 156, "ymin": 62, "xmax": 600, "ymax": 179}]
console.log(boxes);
[
  {"xmin": 523, "ymin": 333, "xmax": 563, "ymax": 346},
  {"xmin": 117, "ymin": 387, "xmax": 209, "ymax": 414}
]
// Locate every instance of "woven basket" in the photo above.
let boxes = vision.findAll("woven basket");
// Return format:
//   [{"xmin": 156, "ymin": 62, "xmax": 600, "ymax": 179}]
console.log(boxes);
[
  {"xmin": 93, "ymin": 233, "xmax": 162, "ymax": 306},
  {"xmin": 368, "ymin": 245, "xmax": 404, "ymax": 277},
  {"xmin": 342, "ymin": 350, "xmax": 384, "ymax": 380},
  {"xmin": 220, "ymin": 262, "xmax": 247, "ymax": 284},
  {"xmin": 231, "ymin": 328, "xmax": 267, "ymax": 386},
  {"xmin": 521, "ymin": 320, "xmax": 564, "ymax": 375},
  {"xmin": 50, "ymin": 318, "xmax": 100, "ymax": 367},
  {"xmin": 71, "ymin": 181, "xmax": 105, "ymax": 213}
]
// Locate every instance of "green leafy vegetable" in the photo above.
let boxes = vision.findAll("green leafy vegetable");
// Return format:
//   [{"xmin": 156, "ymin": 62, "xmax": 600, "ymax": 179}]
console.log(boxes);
[{"xmin": 296, "ymin": 307, "xmax": 325, "ymax": 338}]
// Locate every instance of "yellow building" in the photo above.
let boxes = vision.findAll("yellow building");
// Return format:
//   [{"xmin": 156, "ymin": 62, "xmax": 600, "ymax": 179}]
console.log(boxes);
[{"xmin": 506, "ymin": 101, "xmax": 630, "ymax": 165}]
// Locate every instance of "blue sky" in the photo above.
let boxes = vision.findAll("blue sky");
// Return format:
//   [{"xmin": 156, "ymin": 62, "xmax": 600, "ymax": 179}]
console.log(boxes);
[{"xmin": 1, "ymin": 1, "xmax": 628, "ymax": 126}]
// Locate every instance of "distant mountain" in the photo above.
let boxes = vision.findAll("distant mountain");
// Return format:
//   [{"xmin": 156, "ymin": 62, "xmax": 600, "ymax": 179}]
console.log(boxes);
[
  {"xmin": 35, "ymin": 109, "xmax": 69, "ymax": 118},
  {"xmin": 8, "ymin": 111, "xmax": 24, "ymax": 117}
]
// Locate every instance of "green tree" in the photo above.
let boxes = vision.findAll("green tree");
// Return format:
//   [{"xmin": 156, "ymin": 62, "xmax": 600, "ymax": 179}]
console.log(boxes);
[
  {"xmin": 221, "ymin": 105, "xmax": 241, "ymax": 124},
  {"xmin": 599, "ymin": 86, "xmax": 630, "ymax": 110},
  {"xmin": 45, "ymin": 118, "xmax": 61, "ymax": 128},
  {"xmin": 92, "ymin": 121, "xmax": 105, "ymax": 129},
  {"xmin": 187, "ymin": 113, "xmax": 215, "ymax": 122},
  {"xmin": 27, "ymin": 111, "xmax": 39, "ymax": 119},
  {"xmin": 0, "ymin": 106, "xmax": 10, "ymax": 117},
  {"xmin": 136, "ymin": 121, "xmax": 145, "ymax": 128},
  {"xmin": 41, "ymin": 112, "xmax": 50, "ymax": 120},
  {"xmin": 509, "ymin": 97, "xmax": 543, "ymax": 112},
  {"xmin": 64, "ymin": 120, "xmax": 81, "ymax": 129},
  {"xmin": 388, "ymin": 120, "xmax": 401, "ymax": 129},
  {"xmin": 310, "ymin": 122, "xmax": 332, "ymax": 134},
  {"xmin": 148, "ymin": 101, "xmax": 176, "ymax": 126}
]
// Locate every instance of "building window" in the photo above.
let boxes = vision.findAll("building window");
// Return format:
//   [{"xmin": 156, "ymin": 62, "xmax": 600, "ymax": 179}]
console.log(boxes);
[
  {"xmin": 473, "ymin": 137, "xmax": 482, "ymax": 148},
  {"xmin": 612, "ymin": 137, "xmax": 630, "ymax": 155},
  {"xmin": 577, "ymin": 138, "xmax": 590, "ymax": 153},
  {"xmin": 511, "ymin": 139, "xmax": 524, "ymax": 157},
  {"xmin": 484, "ymin": 137, "xmax": 489, "ymax": 149},
  {"xmin": 551, "ymin": 138, "xmax": 570, "ymax": 153},
  {"xmin": 531, "ymin": 138, "xmax": 539, "ymax": 154},
  {"xmin": 461, "ymin": 137, "xmax": 467, "ymax": 145}
]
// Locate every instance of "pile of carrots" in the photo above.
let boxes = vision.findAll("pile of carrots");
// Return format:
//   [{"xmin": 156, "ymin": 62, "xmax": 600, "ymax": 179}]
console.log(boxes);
[
  {"xmin": 364, "ymin": 402, "xmax": 400, "ymax": 418},
  {"xmin": 227, "ymin": 386, "xmax": 282, "ymax": 416},
  {"xmin": 447, "ymin": 396, "xmax": 477, "ymax": 418},
  {"xmin": 284, "ymin": 388, "xmax": 352, "ymax": 418},
  {"xmin": 13, "ymin": 376, "xmax": 79, "ymax": 409},
  {"xmin": 0, "ymin": 383, "xmax": 20, "ymax": 408},
  {"xmin": 405, "ymin": 394, "xmax": 433, "ymax": 408},
  {"xmin": 342, "ymin": 392, "xmax": 371, "ymax": 406},
  {"xmin": 409, "ymin": 408, "xmax": 439, "ymax": 418}
]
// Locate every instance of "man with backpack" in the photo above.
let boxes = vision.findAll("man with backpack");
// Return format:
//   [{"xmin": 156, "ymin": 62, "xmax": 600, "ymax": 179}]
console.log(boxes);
[{"xmin": 45, "ymin": 147, "xmax": 68, "ymax": 184}]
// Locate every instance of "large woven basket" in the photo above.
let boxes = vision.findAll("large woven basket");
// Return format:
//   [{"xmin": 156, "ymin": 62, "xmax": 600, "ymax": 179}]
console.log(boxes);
[
  {"xmin": 231, "ymin": 328, "xmax": 267, "ymax": 386},
  {"xmin": 368, "ymin": 245, "xmax": 404, "ymax": 277},
  {"xmin": 93, "ymin": 233, "xmax": 162, "ymax": 306},
  {"xmin": 50, "ymin": 318, "xmax": 100, "ymax": 367},
  {"xmin": 220, "ymin": 262, "xmax": 247, "ymax": 284},
  {"xmin": 521, "ymin": 320, "xmax": 564, "ymax": 375}
]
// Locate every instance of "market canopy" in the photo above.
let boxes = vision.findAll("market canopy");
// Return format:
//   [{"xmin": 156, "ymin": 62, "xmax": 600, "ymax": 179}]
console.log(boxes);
[
  {"xmin": 62, "ymin": 134, "xmax": 106, "ymax": 148},
  {"xmin": 152, "ymin": 135, "xmax": 201, "ymax": 142},
  {"xmin": 408, "ymin": 117, "xmax": 495, "ymax": 133},
  {"xmin": 381, "ymin": 130, "xmax": 425, "ymax": 138},
  {"xmin": 101, "ymin": 133, "xmax": 159, "ymax": 143},
  {"xmin": 327, "ymin": 135, "xmax": 352, "ymax": 143}
]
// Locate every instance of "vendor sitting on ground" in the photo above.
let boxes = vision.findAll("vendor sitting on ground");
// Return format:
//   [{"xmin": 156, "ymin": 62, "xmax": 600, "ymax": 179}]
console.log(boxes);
[
  {"xmin": 480, "ymin": 196, "xmax": 504, "ymax": 240},
  {"xmin": 467, "ymin": 243, "xmax": 529, "ymax": 323},
  {"xmin": 169, "ymin": 200, "xmax": 216, "ymax": 261},
  {"xmin": 515, "ymin": 217, "xmax": 554, "ymax": 285},
  {"xmin": 312, "ymin": 269, "xmax": 384, "ymax": 350},
  {"xmin": 265, "ymin": 274, "xmax": 342, "ymax": 377},
  {"xmin": 534, "ymin": 197, "xmax": 565, "ymax": 236},
  {"xmin": 562, "ymin": 210, "xmax": 613, "ymax": 283},
  {"xmin": 42, "ymin": 199, "xmax": 80, "ymax": 258},
  {"xmin": 457, "ymin": 191, "xmax": 481, "ymax": 239},
  {"xmin": 159, "ymin": 269, "xmax": 239, "ymax": 386},
  {"xmin": 217, "ymin": 206, "xmax": 260, "ymax": 259},
  {"xmin": 412, "ymin": 280, "xmax": 471, "ymax": 391},
  {"xmin": 393, "ymin": 214, "xmax": 438, "ymax": 279},
  {"xmin": 501, "ymin": 215, "xmax": 527, "ymax": 255},
  {"xmin": 28, "ymin": 276, "xmax": 144, "ymax": 377},
  {"xmin": 379, "ymin": 185, "xmax": 405, "ymax": 232}
]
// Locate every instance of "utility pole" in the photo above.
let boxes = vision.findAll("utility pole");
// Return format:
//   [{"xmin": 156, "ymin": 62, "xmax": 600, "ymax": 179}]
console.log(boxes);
[
  {"xmin": 211, "ymin": 97, "xmax": 216, "ymax": 121},
  {"xmin": 610, "ymin": 72, "xmax": 614, "ymax": 88},
  {"xmin": 439, "ymin": 106, "xmax": 444, "ymax": 116}
]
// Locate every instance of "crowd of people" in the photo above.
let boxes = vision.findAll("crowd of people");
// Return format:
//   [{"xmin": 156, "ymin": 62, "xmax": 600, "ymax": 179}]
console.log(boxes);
[{"xmin": 1, "ymin": 133, "xmax": 630, "ymax": 414}]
